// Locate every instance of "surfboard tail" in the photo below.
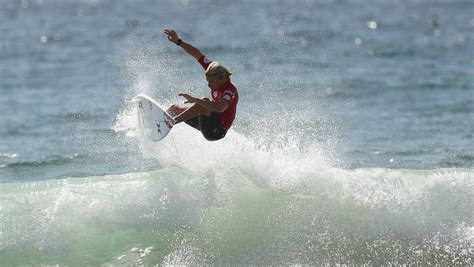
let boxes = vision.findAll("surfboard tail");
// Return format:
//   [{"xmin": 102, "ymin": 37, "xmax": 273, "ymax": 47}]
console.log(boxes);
[{"xmin": 132, "ymin": 93, "xmax": 173, "ymax": 142}]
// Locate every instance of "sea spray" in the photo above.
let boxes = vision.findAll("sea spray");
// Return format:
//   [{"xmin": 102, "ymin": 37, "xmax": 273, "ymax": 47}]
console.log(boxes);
[{"xmin": 105, "ymin": 113, "xmax": 474, "ymax": 264}]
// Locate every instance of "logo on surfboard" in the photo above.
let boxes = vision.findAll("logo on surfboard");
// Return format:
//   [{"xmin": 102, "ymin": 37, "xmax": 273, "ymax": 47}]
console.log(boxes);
[{"xmin": 134, "ymin": 93, "xmax": 173, "ymax": 142}]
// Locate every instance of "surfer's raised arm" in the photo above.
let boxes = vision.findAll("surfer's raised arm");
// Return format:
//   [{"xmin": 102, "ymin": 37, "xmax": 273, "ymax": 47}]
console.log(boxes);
[
  {"xmin": 164, "ymin": 29, "xmax": 203, "ymax": 60},
  {"xmin": 163, "ymin": 28, "xmax": 239, "ymax": 141}
]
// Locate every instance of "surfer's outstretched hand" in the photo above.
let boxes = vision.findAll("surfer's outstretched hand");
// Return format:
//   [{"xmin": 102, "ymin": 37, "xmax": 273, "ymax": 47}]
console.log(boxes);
[
  {"xmin": 164, "ymin": 29, "xmax": 179, "ymax": 44},
  {"xmin": 179, "ymin": 93, "xmax": 197, "ymax": 104}
]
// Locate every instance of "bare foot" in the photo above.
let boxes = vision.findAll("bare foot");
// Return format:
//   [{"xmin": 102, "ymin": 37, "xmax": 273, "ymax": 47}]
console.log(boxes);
[{"xmin": 164, "ymin": 114, "xmax": 175, "ymax": 128}]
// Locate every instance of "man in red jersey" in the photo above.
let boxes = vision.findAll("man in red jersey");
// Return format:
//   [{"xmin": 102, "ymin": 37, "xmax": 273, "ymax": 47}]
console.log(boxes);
[{"xmin": 164, "ymin": 29, "xmax": 239, "ymax": 141}]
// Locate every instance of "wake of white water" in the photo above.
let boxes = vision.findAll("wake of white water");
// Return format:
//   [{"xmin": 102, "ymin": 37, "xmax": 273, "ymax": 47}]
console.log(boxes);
[
  {"xmin": 1, "ymin": 159, "xmax": 472, "ymax": 265},
  {"xmin": 108, "ymin": 103, "xmax": 474, "ymax": 265},
  {"xmin": 113, "ymin": 104, "xmax": 472, "ymax": 206}
]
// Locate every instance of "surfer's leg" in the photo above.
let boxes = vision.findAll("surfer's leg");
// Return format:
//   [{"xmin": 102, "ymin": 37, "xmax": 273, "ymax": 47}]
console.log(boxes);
[
  {"xmin": 181, "ymin": 111, "xmax": 226, "ymax": 140},
  {"xmin": 167, "ymin": 104, "xmax": 186, "ymax": 117},
  {"xmin": 174, "ymin": 103, "xmax": 212, "ymax": 124},
  {"xmin": 202, "ymin": 126, "xmax": 226, "ymax": 141},
  {"xmin": 185, "ymin": 116, "xmax": 201, "ymax": 130},
  {"xmin": 200, "ymin": 112, "xmax": 227, "ymax": 141}
]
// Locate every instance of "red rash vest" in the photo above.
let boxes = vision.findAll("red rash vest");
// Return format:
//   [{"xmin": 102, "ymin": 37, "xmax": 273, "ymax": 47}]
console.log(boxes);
[{"xmin": 198, "ymin": 55, "xmax": 239, "ymax": 130}]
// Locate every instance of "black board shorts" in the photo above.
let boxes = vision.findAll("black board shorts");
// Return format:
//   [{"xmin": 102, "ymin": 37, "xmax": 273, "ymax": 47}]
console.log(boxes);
[{"xmin": 185, "ymin": 112, "xmax": 227, "ymax": 141}]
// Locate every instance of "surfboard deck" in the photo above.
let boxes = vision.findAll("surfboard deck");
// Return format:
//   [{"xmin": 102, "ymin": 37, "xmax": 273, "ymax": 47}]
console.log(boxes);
[{"xmin": 133, "ymin": 93, "xmax": 174, "ymax": 142}]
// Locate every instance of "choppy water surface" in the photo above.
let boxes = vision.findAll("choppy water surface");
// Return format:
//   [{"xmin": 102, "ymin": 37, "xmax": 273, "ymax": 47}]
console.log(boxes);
[{"xmin": 1, "ymin": 0, "xmax": 473, "ymax": 265}]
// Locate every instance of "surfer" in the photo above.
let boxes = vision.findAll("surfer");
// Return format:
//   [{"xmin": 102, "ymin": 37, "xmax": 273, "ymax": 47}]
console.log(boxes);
[{"xmin": 164, "ymin": 28, "xmax": 239, "ymax": 141}]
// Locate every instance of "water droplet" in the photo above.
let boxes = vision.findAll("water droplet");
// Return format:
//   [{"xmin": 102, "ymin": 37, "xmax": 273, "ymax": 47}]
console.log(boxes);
[
  {"xmin": 276, "ymin": 29, "xmax": 285, "ymax": 37},
  {"xmin": 389, "ymin": 158, "xmax": 394, "ymax": 163},
  {"xmin": 300, "ymin": 37, "xmax": 308, "ymax": 47},
  {"xmin": 354, "ymin": 38, "xmax": 362, "ymax": 45},
  {"xmin": 367, "ymin": 21, "xmax": 377, "ymax": 30},
  {"xmin": 117, "ymin": 254, "xmax": 126, "ymax": 260},
  {"xmin": 40, "ymin": 35, "xmax": 48, "ymax": 43}
]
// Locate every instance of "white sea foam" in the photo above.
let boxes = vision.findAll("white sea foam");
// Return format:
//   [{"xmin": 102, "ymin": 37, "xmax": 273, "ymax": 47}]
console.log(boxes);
[
  {"xmin": 0, "ymin": 153, "xmax": 18, "ymax": 159},
  {"xmin": 1, "ymin": 159, "xmax": 472, "ymax": 265}
]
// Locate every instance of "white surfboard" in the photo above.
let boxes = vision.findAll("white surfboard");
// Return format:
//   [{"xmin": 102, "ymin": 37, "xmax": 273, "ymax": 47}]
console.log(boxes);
[{"xmin": 133, "ymin": 93, "xmax": 174, "ymax": 142}]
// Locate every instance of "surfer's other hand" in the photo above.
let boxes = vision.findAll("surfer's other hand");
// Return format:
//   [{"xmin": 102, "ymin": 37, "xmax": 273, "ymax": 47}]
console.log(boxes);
[
  {"xmin": 164, "ymin": 29, "xmax": 179, "ymax": 44},
  {"xmin": 179, "ymin": 93, "xmax": 196, "ymax": 104}
]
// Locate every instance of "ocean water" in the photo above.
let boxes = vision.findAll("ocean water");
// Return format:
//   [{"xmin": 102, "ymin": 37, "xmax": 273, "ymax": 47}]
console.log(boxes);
[{"xmin": 1, "ymin": 0, "xmax": 473, "ymax": 265}]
